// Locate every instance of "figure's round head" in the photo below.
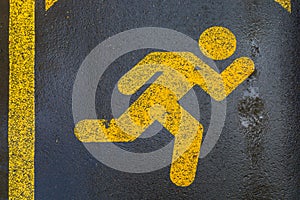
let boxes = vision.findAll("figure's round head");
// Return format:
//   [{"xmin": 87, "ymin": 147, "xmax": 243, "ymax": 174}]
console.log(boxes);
[{"xmin": 199, "ymin": 26, "xmax": 236, "ymax": 60}]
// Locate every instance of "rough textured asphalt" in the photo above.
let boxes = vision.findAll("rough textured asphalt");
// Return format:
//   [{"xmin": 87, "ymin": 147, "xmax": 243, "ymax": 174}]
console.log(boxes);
[{"xmin": 1, "ymin": 0, "xmax": 300, "ymax": 199}]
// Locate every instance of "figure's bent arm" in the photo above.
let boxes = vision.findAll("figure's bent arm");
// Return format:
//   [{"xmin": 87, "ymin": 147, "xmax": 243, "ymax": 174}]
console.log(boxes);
[
  {"xmin": 191, "ymin": 57, "xmax": 255, "ymax": 101},
  {"xmin": 118, "ymin": 52, "xmax": 255, "ymax": 101},
  {"xmin": 118, "ymin": 64, "xmax": 163, "ymax": 95},
  {"xmin": 117, "ymin": 52, "xmax": 198, "ymax": 95}
]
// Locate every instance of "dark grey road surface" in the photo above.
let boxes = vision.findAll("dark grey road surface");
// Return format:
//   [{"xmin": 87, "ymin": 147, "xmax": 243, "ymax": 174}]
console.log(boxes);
[{"xmin": 1, "ymin": 0, "xmax": 300, "ymax": 199}]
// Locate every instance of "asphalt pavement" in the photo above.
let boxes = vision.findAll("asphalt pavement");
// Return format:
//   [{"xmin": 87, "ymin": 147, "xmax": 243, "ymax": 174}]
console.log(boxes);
[{"xmin": 1, "ymin": 0, "xmax": 300, "ymax": 199}]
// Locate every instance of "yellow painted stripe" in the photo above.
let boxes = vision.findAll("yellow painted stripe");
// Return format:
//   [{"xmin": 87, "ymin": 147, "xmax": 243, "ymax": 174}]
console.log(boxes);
[
  {"xmin": 274, "ymin": 0, "xmax": 291, "ymax": 13},
  {"xmin": 45, "ymin": 0, "xmax": 59, "ymax": 11},
  {"xmin": 9, "ymin": 0, "xmax": 35, "ymax": 199}
]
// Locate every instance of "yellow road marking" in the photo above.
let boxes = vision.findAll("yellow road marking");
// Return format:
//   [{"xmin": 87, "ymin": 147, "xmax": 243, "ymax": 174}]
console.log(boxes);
[
  {"xmin": 75, "ymin": 82, "xmax": 204, "ymax": 187},
  {"xmin": 118, "ymin": 52, "xmax": 254, "ymax": 101},
  {"xmin": 5, "ymin": 0, "xmax": 289, "ymax": 195},
  {"xmin": 75, "ymin": 47, "xmax": 255, "ymax": 186},
  {"xmin": 9, "ymin": 0, "xmax": 35, "ymax": 199},
  {"xmin": 45, "ymin": 0, "xmax": 59, "ymax": 11},
  {"xmin": 274, "ymin": 0, "xmax": 291, "ymax": 13}
]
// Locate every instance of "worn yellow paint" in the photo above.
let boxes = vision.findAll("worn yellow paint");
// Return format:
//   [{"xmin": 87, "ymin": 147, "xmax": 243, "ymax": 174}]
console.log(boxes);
[
  {"xmin": 75, "ymin": 82, "xmax": 204, "ymax": 187},
  {"xmin": 199, "ymin": 26, "xmax": 236, "ymax": 60},
  {"xmin": 118, "ymin": 51, "xmax": 254, "ymax": 186},
  {"xmin": 45, "ymin": 0, "xmax": 59, "ymax": 11},
  {"xmin": 274, "ymin": 0, "xmax": 291, "ymax": 13},
  {"xmin": 118, "ymin": 52, "xmax": 254, "ymax": 101},
  {"xmin": 9, "ymin": 0, "xmax": 35, "ymax": 199},
  {"xmin": 75, "ymin": 28, "xmax": 255, "ymax": 186}
]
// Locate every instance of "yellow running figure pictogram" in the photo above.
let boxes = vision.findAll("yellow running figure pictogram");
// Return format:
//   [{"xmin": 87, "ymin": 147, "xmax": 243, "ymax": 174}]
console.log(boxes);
[{"xmin": 75, "ymin": 26, "xmax": 255, "ymax": 186}]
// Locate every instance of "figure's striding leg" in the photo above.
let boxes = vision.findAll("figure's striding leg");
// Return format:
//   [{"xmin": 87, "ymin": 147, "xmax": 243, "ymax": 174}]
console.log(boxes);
[
  {"xmin": 154, "ymin": 106, "xmax": 204, "ymax": 187},
  {"xmin": 74, "ymin": 84, "xmax": 180, "ymax": 143},
  {"xmin": 75, "ymin": 83, "xmax": 203, "ymax": 186}
]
